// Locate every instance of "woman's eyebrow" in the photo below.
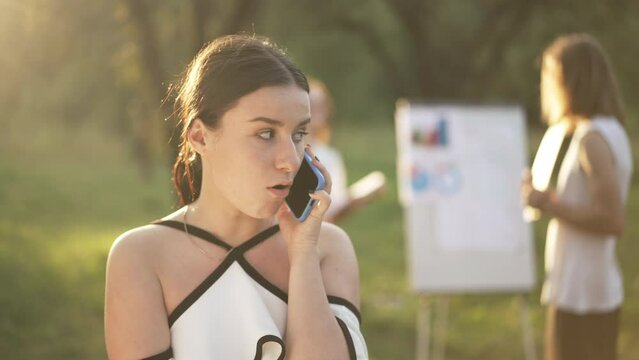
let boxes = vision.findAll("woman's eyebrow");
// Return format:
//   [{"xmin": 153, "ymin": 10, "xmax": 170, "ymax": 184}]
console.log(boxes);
[
  {"xmin": 248, "ymin": 117, "xmax": 311, "ymax": 127},
  {"xmin": 297, "ymin": 118, "xmax": 311, "ymax": 127}
]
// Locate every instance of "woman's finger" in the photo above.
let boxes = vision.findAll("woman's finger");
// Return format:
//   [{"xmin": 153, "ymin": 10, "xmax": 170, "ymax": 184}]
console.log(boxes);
[
  {"xmin": 305, "ymin": 145, "xmax": 332, "ymax": 194},
  {"xmin": 308, "ymin": 190, "xmax": 332, "ymax": 218}
]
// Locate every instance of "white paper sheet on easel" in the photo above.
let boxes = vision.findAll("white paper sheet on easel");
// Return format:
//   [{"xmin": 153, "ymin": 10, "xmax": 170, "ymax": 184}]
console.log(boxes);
[{"xmin": 396, "ymin": 102, "xmax": 537, "ymax": 293}]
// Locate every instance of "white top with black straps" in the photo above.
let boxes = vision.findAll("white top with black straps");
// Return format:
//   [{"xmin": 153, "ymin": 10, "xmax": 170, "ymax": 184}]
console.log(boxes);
[{"xmin": 144, "ymin": 221, "xmax": 368, "ymax": 360}]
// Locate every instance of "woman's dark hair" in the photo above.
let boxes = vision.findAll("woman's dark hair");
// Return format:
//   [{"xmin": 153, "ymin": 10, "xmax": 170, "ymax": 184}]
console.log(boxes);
[{"xmin": 172, "ymin": 35, "xmax": 309, "ymax": 206}]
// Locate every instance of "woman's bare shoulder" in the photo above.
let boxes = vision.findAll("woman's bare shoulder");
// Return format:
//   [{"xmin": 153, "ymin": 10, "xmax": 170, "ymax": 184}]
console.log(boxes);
[
  {"xmin": 110, "ymin": 225, "xmax": 167, "ymax": 259},
  {"xmin": 318, "ymin": 220, "xmax": 348, "ymax": 240},
  {"xmin": 317, "ymin": 222, "xmax": 355, "ymax": 267},
  {"xmin": 109, "ymin": 208, "xmax": 186, "ymax": 258},
  {"xmin": 105, "ymin": 222, "xmax": 175, "ymax": 359},
  {"xmin": 318, "ymin": 222, "xmax": 360, "ymax": 307}
]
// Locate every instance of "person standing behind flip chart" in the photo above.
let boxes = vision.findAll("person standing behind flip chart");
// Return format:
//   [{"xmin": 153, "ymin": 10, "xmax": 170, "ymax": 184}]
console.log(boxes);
[{"xmin": 521, "ymin": 34, "xmax": 633, "ymax": 360}]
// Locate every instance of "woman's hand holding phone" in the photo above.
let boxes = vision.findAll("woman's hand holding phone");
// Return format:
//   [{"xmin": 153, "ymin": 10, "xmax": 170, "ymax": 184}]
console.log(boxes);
[{"xmin": 277, "ymin": 146, "xmax": 332, "ymax": 261}]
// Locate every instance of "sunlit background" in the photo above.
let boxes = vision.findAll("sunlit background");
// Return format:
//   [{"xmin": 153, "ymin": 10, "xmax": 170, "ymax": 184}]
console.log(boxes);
[{"xmin": 1, "ymin": 1, "xmax": 638, "ymax": 358}]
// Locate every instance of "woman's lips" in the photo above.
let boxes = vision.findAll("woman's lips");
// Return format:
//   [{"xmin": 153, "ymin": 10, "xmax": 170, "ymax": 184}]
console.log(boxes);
[{"xmin": 268, "ymin": 186, "xmax": 290, "ymax": 198}]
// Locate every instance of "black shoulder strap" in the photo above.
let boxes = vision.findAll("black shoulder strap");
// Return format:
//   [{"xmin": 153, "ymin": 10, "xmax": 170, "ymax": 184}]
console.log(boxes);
[
  {"xmin": 234, "ymin": 225, "xmax": 281, "ymax": 254},
  {"xmin": 152, "ymin": 220, "xmax": 233, "ymax": 251}
]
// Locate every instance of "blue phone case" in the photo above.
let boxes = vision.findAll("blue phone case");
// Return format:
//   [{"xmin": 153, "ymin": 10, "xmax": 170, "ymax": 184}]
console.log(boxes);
[{"xmin": 295, "ymin": 152, "xmax": 325, "ymax": 222}]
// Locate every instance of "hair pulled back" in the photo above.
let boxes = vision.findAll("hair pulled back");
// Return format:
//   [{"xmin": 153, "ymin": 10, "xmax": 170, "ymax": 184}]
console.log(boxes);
[{"xmin": 172, "ymin": 35, "xmax": 309, "ymax": 206}]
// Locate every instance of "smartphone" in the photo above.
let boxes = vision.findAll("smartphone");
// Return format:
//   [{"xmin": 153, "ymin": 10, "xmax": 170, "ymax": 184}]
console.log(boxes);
[{"xmin": 285, "ymin": 152, "xmax": 325, "ymax": 221}]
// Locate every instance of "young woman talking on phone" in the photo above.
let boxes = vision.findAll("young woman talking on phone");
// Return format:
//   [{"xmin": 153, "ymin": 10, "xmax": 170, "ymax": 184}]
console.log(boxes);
[
  {"xmin": 104, "ymin": 35, "xmax": 368, "ymax": 360},
  {"xmin": 521, "ymin": 34, "xmax": 632, "ymax": 360}
]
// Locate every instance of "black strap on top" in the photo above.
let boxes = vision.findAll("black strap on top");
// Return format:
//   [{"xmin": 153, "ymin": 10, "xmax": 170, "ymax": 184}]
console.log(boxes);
[
  {"xmin": 233, "ymin": 225, "xmax": 281, "ymax": 254},
  {"xmin": 153, "ymin": 220, "xmax": 233, "ymax": 250},
  {"xmin": 140, "ymin": 346, "xmax": 173, "ymax": 360},
  {"xmin": 152, "ymin": 220, "xmax": 280, "ymax": 254},
  {"xmin": 551, "ymin": 132, "xmax": 573, "ymax": 187}
]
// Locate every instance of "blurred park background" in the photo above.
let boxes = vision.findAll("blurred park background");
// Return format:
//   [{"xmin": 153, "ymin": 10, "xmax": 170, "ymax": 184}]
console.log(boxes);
[{"xmin": 1, "ymin": 0, "xmax": 638, "ymax": 359}]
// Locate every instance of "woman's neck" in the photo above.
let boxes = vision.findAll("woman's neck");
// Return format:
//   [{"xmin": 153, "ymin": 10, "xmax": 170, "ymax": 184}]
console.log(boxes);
[{"xmin": 186, "ymin": 192, "xmax": 276, "ymax": 248}]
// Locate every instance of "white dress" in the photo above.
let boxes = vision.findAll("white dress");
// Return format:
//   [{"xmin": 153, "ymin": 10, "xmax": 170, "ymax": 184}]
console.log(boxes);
[
  {"xmin": 541, "ymin": 117, "xmax": 633, "ymax": 313},
  {"xmin": 143, "ymin": 221, "xmax": 369, "ymax": 360}
]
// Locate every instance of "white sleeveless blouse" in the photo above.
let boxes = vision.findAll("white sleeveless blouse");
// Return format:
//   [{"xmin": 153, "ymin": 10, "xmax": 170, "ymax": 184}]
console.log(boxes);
[
  {"xmin": 143, "ymin": 221, "xmax": 368, "ymax": 360},
  {"xmin": 541, "ymin": 117, "xmax": 633, "ymax": 313}
]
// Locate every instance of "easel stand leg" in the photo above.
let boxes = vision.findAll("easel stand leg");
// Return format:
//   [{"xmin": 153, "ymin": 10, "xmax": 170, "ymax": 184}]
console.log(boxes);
[
  {"xmin": 434, "ymin": 296, "xmax": 448, "ymax": 360},
  {"xmin": 416, "ymin": 295, "xmax": 431, "ymax": 360},
  {"xmin": 519, "ymin": 294, "xmax": 538, "ymax": 360}
]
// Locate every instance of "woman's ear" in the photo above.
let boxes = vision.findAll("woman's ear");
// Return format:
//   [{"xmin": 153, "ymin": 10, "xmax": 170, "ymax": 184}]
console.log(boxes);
[{"xmin": 187, "ymin": 119, "xmax": 208, "ymax": 155}]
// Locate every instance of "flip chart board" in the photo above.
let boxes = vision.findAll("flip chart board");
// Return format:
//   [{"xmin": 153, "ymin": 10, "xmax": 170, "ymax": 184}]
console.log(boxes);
[{"xmin": 396, "ymin": 101, "xmax": 536, "ymax": 293}]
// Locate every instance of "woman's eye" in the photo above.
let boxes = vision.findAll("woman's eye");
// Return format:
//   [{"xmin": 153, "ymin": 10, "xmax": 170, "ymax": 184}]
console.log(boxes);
[
  {"xmin": 292, "ymin": 130, "xmax": 309, "ymax": 143},
  {"xmin": 257, "ymin": 130, "xmax": 274, "ymax": 140}
]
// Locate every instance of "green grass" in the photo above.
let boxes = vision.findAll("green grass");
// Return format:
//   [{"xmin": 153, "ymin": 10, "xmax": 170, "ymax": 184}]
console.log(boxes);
[
  {"xmin": 0, "ymin": 120, "xmax": 638, "ymax": 359},
  {"xmin": 0, "ymin": 122, "xmax": 174, "ymax": 358}
]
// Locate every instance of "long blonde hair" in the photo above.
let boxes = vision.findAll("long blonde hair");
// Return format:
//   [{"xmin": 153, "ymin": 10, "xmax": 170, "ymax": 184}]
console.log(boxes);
[{"xmin": 540, "ymin": 33, "xmax": 626, "ymax": 126}]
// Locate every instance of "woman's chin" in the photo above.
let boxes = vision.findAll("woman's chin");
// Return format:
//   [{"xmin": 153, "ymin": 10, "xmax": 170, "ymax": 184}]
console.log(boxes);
[{"xmin": 251, "ymin": 201, "xmax": 284, "ymax": 219}]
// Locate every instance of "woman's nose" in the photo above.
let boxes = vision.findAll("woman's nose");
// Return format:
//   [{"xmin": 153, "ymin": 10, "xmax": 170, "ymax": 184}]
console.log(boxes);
[{"xmin": 275, "ymin": 139, "xmax": 302, "ymax": 173}]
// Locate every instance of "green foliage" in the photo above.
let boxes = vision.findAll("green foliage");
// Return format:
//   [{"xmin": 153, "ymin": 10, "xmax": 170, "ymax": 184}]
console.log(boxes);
[
  {"xmin": 0, "ymin": 123, "xmax": 173, "ymax": 357},
  {"xmin": 2, "ymin": 1, "xmax": 638, "ymax": 135}
]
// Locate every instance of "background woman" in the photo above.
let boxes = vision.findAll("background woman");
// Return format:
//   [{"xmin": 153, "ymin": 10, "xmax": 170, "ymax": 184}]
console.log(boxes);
[{"xmin": 522, "ymin": 33, "xmax": 633, "ymax": 360}]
